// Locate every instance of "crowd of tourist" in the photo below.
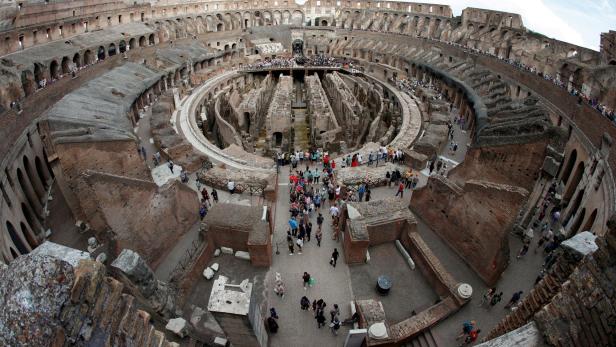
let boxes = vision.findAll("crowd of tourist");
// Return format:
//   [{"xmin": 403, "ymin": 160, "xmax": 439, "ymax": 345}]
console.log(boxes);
[{"xmin": 242, "ymin": 54, "xmax": 360, "ymax": 71}]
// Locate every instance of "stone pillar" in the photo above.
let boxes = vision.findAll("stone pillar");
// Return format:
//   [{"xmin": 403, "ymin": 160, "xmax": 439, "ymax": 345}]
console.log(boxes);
[{"xmin": 111, "ymin": 249, "xmax": 176, "ymax": 319}]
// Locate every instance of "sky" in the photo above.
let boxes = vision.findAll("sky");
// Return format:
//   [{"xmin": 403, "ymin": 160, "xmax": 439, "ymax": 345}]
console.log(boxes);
[{"xmin": 444, "ymin": 0, "xmax": 616, "ymax": 51}]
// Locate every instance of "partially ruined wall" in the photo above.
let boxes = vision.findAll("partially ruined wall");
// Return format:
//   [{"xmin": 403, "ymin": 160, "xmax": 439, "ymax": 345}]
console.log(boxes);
[
  {"xmin": 305, "ymin": 73, "xmax": 341, "ymax": 145},
  {"xmin": 266, "ymin": 75, "xmax": 293, "ymax": 148},
  {"xmin": 411, "ymin": 177, "xmax": 528, "ymax": 285}
]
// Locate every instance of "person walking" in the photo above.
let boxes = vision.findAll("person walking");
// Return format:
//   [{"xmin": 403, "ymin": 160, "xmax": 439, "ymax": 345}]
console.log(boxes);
[
  {"xmin": 302, "ymin": 272, "xmax": 311, "ymax": 289},
  {"xmin": 504, "ymin": 291, "xmax": 523, "ymax": 309},
  {"xmin": 306, "ymin": 222, "xmax": 312, "ymax": 242},
  {"xmin": 516, "ymin": 238, "xmax": 531, "ymax": 259},
  {"xmin": 201, "ymin": 188, "xmax": 210, "ymax": 207},
  {"xmin": 330, "ymin": 316, "xmax": 341, "ymax": 335},
  {"xmin": 490, "ymin": 292, "xmax": 503, "ymax": 307},
  {"xmin": 456, "ymin": 321, "xmax": 476, "ymax": 340},
  {"xmin": 315, "ymin": 227, "xmax": 322, "ymax": 247},
  {"xmin": 211, "ymin": 188, "xmax": 218, "ymax": 203},
  {"xmin": 168, "ymin": 160, "xmax": 174, "ymax": 173},
  {"xmin": 317, "ymin": 213, "xmax": 324, "ymax": 232},
  {"xmin": 287, "ymin": 235, "xmax": 295, "ymax": 255},
  {"xmin": 296, "ymin": 237, "xmax": 304, "ymax": 254},
  {"xmin": 316, "ymin": 309, "xmax": 327, "ymax": 328},
  {"xmin": 330, "ymin": 304, "xmax": 340, "ymax": 322},
  {"xmin": 395, "ymin": 181, "xmax": 405, "ymax": 198},
  {"xmin": 479, "ymin": 288, "xmax": 496, "ymax": 307},
  {"xmin": 365, "ymin": 187, "xmax": 371, "ymax": 202},
  {"xmin": 330, "ymin": 248, "xmax": 339, "ymax": 267},
  {"xmin": 358, "ymin": 183, "xmax": 366, "ymax": 201},
  {"xmin": 460, "ymin": 329, "xmax": 481, "ymax": 346}
]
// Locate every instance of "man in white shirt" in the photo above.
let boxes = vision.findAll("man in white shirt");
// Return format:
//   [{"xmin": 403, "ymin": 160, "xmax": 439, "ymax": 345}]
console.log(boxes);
[{"xmin": 227, "ymin": 180, "xmax": 235, "ymax": 194}]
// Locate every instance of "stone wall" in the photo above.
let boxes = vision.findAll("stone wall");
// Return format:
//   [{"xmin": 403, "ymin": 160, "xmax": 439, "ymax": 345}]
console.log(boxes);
[
  {"xmin": 411, "ymin": 176, "xmax": 528, "ymax": 285},
  {"xmin": 266, "ymin": 75, "xmax": 293, "ymax": 148},
  {"xmin": 0, "ymin": 254, "xmax": 178, "ymax": 347}
]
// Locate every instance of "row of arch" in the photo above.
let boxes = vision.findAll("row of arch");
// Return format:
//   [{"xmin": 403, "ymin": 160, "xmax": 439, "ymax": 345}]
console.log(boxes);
[{"xmin": 2, "ymin": 131, "xmax": 54, "ymax": 263}]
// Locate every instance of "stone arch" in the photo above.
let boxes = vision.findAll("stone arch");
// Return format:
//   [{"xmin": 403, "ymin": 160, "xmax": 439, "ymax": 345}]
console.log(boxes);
[
  {"xmin": 6, "ymin": 221, "xmax": 29, "ymax": 255},
  {"xmin": 149, "ymin": 33, "xmax": 155, "ymax": 45},
  {"xmin": 581, "ymin": 208, "xmax": 597, "ymax": 233},
  {"xmin": 108, "ymin": 43, "xmax": 117, "ymax": 56},
  {"xmin": 23, "ymin": 156, "xmax": 44, "ymax": 200},
  {"xmin": 291, "ymin": 10, "xmax": 304, "ymax": 25},
  {"xmin": 216, "ymin": 23, "xmax": 223, "ymax": 32},
  {"xmin": 84, "ymin": 50, "xmax": 93, "ymax": 65},
  {"xmin": 273, "ymin": 132, "xmax": 283, "ymax": 146},
  {"xmin": 97, "ymin": 46, "xmax": 106, "ymax": 60},
  {"xmin": 72, "ymin": 52, "xmax": 81, "ymax": 68},
  {"xmin": 61, "ymin": 56, "xmax": 70, "ymax": 74},
  {"xmin": 34, "ymin": 63, "xmax": 45, "ymax": 85},
  {"xmin": 139, "ymin": 36, "xmax": 146, "ymax": 47},
  {"xmin": 20, "ymin": 222, "xmax": 37, "ymax": 249},
  {"xmin": 21, "ymin": 70, "xmax": 36, "ymax": 96},
  {"xmin": 563, "ymin": 161, "xmax": 584, "ymax": 201},
  {"xmin": 571, "ymin": 208, "xmax": 586, "ymax": 235},
  {"xmin": 561, "ymin": 149, "xmax": 577, "ymax": 184},
  {"xmin": 35, "ymin": 156, "xmax": 49, "ymax": 188},
  {"xmin": 129, "ymin": 38, "xmax": 136, "ymax": 50},
  {"xmin": 282, "ymin": 10, "xmax": 291, "ymax": 24},
  {"xmin": 17, "ymin": 169, "xmax": 40, "ymax": 219},
  {"xmin": 564, "ymin": 188, "xmax": 585, "ymax": 227},
  {"xmin": 49, "ymin": 60, "xmax": 59, "ymax": 79}
]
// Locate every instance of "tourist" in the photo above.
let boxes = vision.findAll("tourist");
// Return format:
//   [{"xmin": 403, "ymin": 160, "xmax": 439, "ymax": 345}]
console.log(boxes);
[
  {"xmin": 152, "ymin": 154, "xmax": 159, "ymax": 166},
  {"xmin": 456, "ymin": 320, "xmax": 476, "ymax": 340},
  {"xmin": 288, "ymin": 217, "xmax": 298, "ymax": 236},
  {"xmin": 504, "ymin": 291, "xmax": 523, "ymax": 309},
  {"xmin": 270, "ymin": 307, "xmax": 279, "ymax": 319},
  {"xmin": 315, "ymin": 226, "xmax": 322, "ymax": 247},
  {"xmin": 330, "ymin": 316, "xmax": 341, "ymax": 335},
  {"xmin": 316, "ymin": 309, "xmax": 327, "ymax": 328},
  {"xmin": 296, "ymin": 236, "xmax": 304, "ymax": 254},
  {"xmin": 329, "ymin": 205, "xmax": 340, "ymax": 226},
  {"xmin": 301, "ymin": 296, "xmax": 311, "ymax": 310},
  {"xmin": 267, "ymin": 316, "xmax": 279, "ymax": 334},
  {"xmin": 358, "ymin": 183, "xmax": 366, "ymax": 201},
  {"xmin": 201, "ymin": 188, "xmax": 210, "ymax": 207},
  {"xmin": 330, "ymin": 248, "xmax": 339, "ymax": 267},
  {"xmin": 490, "ymin": 292, "xmax": 503, "ymax": 306},
  {"xmin": 516, "ymin": 238, "xmax": 531, "ymax": 260},
  {"xmin": 365, "ymin": 187, "xmax": 371, "ymax": 202},
  {"xmin": 199, "ymin": 204, "xmax": 207, "ymax": 220},
  {"xmin": 330, "ymin": 304, "xmax": 340, "ymax": 322},
  {"xmin": 141, "ymin": 146, "xmax": 146, "ymax": 160},
  {"xmin": 395, "ymin": 181, "xmax": 405, "ymax": 198},
  {"xmin": 211, "ymin": 188, "xmax": 218, "ymax": 203},
  {"xmin": 168, "ymin": 160, "xmax": 174, "ymax": 173},
  {"xmin": 460, "ymin": 329, "xmax": 481, "ymax": 346},
  {"xmin": 274, "ymin": 274, "xmax": 285, "ymax": 298},
  {"xmin": 227, "ymin": 180, "xmax": 235, "ymax": 194},
  {"xmin": 479, "ymin": 288, "xmax": 496, "ymax": 307},
  {"xmin": 287, "ymin": 235, "xmax": 295, "ymax": 255},
  {"xmin": 302, "ymin": 272, "xmax": 311, "ymax": 289},
  {"xmin": 306, "ymin": 222, "xmax": 312, "ymax": 242},
  {"xmin": 536, "ymin": 228, "xmax": 553, "ymax": 253}
]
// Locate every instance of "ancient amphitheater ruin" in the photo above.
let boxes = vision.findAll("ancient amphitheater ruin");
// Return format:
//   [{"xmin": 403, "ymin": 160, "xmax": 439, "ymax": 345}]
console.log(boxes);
[{"xmin": 0, "ymin": 1, "xmax": 615, "ymax": 346}]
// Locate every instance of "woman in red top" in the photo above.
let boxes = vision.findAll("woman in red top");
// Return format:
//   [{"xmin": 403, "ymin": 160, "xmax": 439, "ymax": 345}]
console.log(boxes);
[{"xmin": 331, "ymin": 160, "xmax": 336, "ymax": 169}]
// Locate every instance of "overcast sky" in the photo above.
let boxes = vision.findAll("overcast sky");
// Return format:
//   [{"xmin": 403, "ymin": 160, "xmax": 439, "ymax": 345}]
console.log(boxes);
[{"xmin": 445, "ymin": 0, "xmax": 616, "ymax": 51}]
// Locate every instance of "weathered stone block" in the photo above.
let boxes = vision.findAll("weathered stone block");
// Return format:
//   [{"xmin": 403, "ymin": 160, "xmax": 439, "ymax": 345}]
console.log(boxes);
[
  {"xmin": 235, "ymin": 251, "xmax": 251, "ymax": 260},
  {"xmin": 166, "ymin": 318, "xmax": 188, "ymax": 338},
  {"xmin": 203, "ymin": 267, "xmax": 215, "ymax": 280},
  {"xmin": 221, "ymin": 247, "xmax": 234, "ymax": 254}
]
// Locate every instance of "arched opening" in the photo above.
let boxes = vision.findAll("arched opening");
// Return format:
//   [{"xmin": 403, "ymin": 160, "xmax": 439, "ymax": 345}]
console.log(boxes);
[
  {"xmin": 20, "ymin": 222, "xmax": 37, "ymax": 249},
  {"xmin": 563, "ymin": 161, "xmax": 585, "ymax": 201},
  {"xmin": 84, "ymin": 50, "xmax": 92, "ymax": 65},
  {"xmin": 273, "ymin": 132, "xmax": 282, "ymax": 147},
  {"xmin": 321, "ymin": 20, "xmax": 328, "ymax": 26},
  {"xmin": 119, "ymin": 40, "xmax": 127, "ymax": 53},
  {"xmin": 49, "ymin": 60, "xmax": 59, "ymax": 79},
  {"xmin": 149, "ymin": 33, "xmax": 155, "ymax": 45},
  {"xmin": 564, "ymin": 188, "xmax": 585, "ymax": 227},
  {"xmin": 97, "ymin": 46, "xmax": 106, "ymax": 60},
  {"xmin": 72, "ymin": 53, "xmax": 81, "ymax": 68},
  {"xmin": 10, "ymin": 247, "xmax": 18, "ymax": 259},
  {"xmin": 129, "ymin": 38, "xmax": 136, "ymax": 50},
  {"xmin": 17, "ymin": 169, "xmax": 40, "ymax": 219},
  {"xmin": 61, "ymin": 56, "xmax": 70, "ymax": 74},
  {"xmin": 561, "ymin": 149, "xmax": 577, "ymax": 184},
  {"xmin": 108, "ymin": 43, "xmax": 117, "ymax": 56},
  {"xmin": 35, "ymin": 156, "xmax": 49, "ymax": 188},
  {"xmin": 217, "ymin": 23, "xmax": 223, "ymax": 32},
  {"xmin": 23, "ymin": 156, "xmax": 44, "ymax": 200},
  {"xmin": 232, "ymin": 43, "xmax": 237, "ymax": 49},
  {"xmin": 581, "ymin": 208, "xmax": 598, "ymax": 234},
  {"xmin": 21, "ymin": 70, "xmax": 36, "ymax": 96},
  {"xmin": 34, "ymin": 63, "xmax": 44, "ymax": 86},
  {"xmin": 224, "ymin": 44, "xmax": 230, "ymax": 51},
  {"xmin": 6, "ymin": 221, "xmax": 29, "ymax": 255},
  {"xmin": 139, "ymin": 36, "xmax": 146, "ymax": 47},
  {"xmin": 571, "ymin": 208, "xmax": 586, "ymax": 235},
  {"xmin": 609, "ymin": 60, "xmax": 616, "ymax": 66},
  {"xmin": 244, "ymin": 112, "xmax": 251, "ymax": 132}
]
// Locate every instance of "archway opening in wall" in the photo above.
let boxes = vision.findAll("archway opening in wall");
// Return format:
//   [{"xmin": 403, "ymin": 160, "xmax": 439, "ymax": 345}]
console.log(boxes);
[
  {"xmin": 149, "ymin": 33, "xmax": 155, "ymax": 45},
  {"xmin": 97, "ymin": 46, "xmax": 106, "ymax": 60},
  {"xmin": 245, "ymin": 19, "xmax": 249, "ymax": 28},
  {"xmin": 232, "ymin": 43, "xmax": 237, "ymax": 49},
  {"xmin": 17, "ymin": 169, "xmax": 39, "ymax": 219},
  {"xmin": 244, "ymin": 112, "xmax": 251, "ymax": 132},
  {"xmin": 20, "ymin": 222, "xmax": 37, "ymax": 249},
  {"xmin": 273, "ymin": 132, "xmax": 282, "ymax": 147},
  {"xmin": 84, "ymin": 50, "xmax": 92, "ymax": 65},
  {"xmin": 21, "ymin": 70, "xmax": 35, "ymax": 96},
  {"xmin": 119, "ymin": 40, "xmax": 127, "ymax": 53},
  {"xmin": 108, "ymin": 43, "xmax": 117, "ymax": 56},
  {"xmin": 581, "ymin": 208, "xmax": 597, "ymax": 233},
  {"xmin": 23, "ymin": 156, "xmax": 42, "ymax": 200},
  {"xmin": 34, "ymin": 63, "xmax": 44, "ymax": 85},
  {"xmin": 609, "ymin": 60, "xmax": 616, "ymax": 66},
  {"xmin": 321, "ymin": 20, "xmax": 328, "ymax": 26},
  {"xmin": 6, "ymin": 221, "xmax": 29, "ymax": 255},
  {"xmin": 49, "ymin": 60, "xmax": 59, "ymax": 79},
  {"xmin": 129, "ymin": 38, "xmax": 136, "ymax": 50},
  {"xmin": 10, "ymin": 247, "xmax": 18, "ymax": 259},
  {"xmin": 139, "ymin": 36, "xmax": 146, "ymax": 47},
  {"xmin": 217, "ymin": 23, "xmax": 223, "ymax": 32},
  {"xmin": 564, "ymin": 188, "xmax": 585, "ymax": 227},
  {"xmin": 563, "ymin": 161, "xmax": 585, "ymax": 201},
  {"xmin": 61, "ymin": 56, "xmax": 70, "ymax": 74},
  {"xmin": 561, "ymin": 149, "xmax": 577, "ymax": 185},
  {"xmin": 224, "ymin": 44, "xmax": 230, "ymax": 51},
  {"xmin": 571, "ymin": 208, "xmax": 586, "ymax": 235},
  {"xmin": 72, "ymin": 52, "xmax": 81, "ymax": 68},
  {"xmin": 35, "ymin": 156, "xmax": 48, "ymax": 188}
]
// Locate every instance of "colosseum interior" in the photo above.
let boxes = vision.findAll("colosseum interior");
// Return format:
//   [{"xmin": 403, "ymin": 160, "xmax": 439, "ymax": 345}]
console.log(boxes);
[{"xmin": 0, "ymin": 1, "xmax": 615, "ymax": 346}]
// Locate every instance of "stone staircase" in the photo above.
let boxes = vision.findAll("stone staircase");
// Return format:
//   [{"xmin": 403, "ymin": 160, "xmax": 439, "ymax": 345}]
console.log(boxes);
[
  {"xmin": 401, "ymin": 329, "xmax": 439, "ymax": 347},
  {"xmin": 293, "ymin": 108, "xmax": 310, "ymax": 151}
]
